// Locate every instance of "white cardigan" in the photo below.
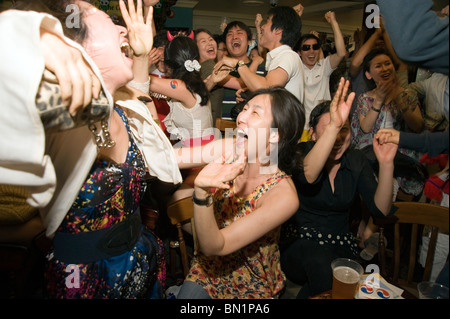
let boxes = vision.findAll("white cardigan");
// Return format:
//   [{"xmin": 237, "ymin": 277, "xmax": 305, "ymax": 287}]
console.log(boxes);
[{"xmin": 0, "ymin": 10, "xmax": 181, "ymax": 237}]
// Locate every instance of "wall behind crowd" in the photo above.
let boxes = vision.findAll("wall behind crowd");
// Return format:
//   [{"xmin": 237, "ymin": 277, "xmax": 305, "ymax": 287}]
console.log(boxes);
[
  {"xmin": 191, "ymin": 6, "xmax": 363, "ymax": 36},
  {"xmin": 1, "ymin": 0, "xmax": 447, "ymax": 56}
]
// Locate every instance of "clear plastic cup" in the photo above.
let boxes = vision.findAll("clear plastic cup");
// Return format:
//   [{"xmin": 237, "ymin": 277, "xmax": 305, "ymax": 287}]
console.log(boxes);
[
  {"xmin": 417, "ymin": 281, "xmax": 449, "ymax": 299},
  {"xmin": 331, "ymin": 258, "xmax": 364, "ymax": 299}
]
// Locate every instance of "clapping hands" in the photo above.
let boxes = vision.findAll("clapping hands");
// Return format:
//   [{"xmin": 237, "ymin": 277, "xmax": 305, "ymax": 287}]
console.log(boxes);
[{"xmin": 374, "ymin": 74, "xmax": 403, "ymax": 105}]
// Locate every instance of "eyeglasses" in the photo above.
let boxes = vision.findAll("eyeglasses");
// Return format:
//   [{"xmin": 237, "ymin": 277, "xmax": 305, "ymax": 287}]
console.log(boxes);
[{"xmin": 301, "ymin": 43, "xmax": 321, "ymax": 51}]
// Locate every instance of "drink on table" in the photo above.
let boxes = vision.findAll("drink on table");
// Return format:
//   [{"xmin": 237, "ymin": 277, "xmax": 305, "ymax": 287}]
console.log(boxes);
[{"xmin": 331, "ymin": 258, "xmax": 363, "ymax": 299}]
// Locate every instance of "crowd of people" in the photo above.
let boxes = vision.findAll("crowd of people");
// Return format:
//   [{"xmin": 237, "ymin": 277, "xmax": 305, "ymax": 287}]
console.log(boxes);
[{"xmin": 0, "ymin": 0, "xmax": 448, "ymax": 300}]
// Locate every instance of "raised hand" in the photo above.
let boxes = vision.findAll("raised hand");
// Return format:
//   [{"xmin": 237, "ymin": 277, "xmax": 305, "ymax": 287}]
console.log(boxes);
[
  {"xmin": 148, "ymin": 47, "xmax": 164, "ymax": 66},
  {"xmin": 293, "ymin": 3, "xmax": 304, "ymax": 16},
  {"xmin": 255, "ymin": 13, "xmax": 263, "ymax": 28},
  {"xmin": 119, "ymin": 0, "xmax": 153, "ymax": 57},
  {"xmin": 310, "ymin": 30, "xmax": 320, "ymax": 38},
  {"xmin": 220, "ymin": 17, "xmax": 228, "ymax": 33},
  {"xmin": 329, "ymin": 77, "xmax": 355, "ymax": 130},
  {"xmin": 324, "ymin": 11, "xmax": 336, "ymax": 24}
]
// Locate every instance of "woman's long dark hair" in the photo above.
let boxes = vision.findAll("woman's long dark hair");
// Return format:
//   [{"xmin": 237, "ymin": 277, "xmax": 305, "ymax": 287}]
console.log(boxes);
[
  {"xmin": 245, "ymin": 87, "xmax": 305, "ymax": 175},
  {"xmin": 164, "ymin": 36, "xmax": 209, "ymax": 106}
]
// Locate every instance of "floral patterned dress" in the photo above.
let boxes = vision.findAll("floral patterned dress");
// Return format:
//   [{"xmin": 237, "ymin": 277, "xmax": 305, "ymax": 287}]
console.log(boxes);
[
  {"xmin": 351, "ymin": 89, "xmax": 425, "ymax": 196},
  {"xmin": 45, "ymin": 107, "xmax": 166, "ymax": 299},
  {"xmin": 185, "ymin": 170, "xmax": 289, "ymax": 299}
]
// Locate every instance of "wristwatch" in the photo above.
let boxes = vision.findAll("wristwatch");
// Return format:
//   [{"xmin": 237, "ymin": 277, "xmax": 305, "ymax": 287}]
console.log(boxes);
[
  {"xmin": 371, "ymin": 105, "xmax": 381, "ymax": 113},
  {"xmin": 192, "ymin": 193, "xmax": 213, "ymax": 207},
  {"xmin": 233, "ymin": 60, "xmax": 245, "ymax": 72}
]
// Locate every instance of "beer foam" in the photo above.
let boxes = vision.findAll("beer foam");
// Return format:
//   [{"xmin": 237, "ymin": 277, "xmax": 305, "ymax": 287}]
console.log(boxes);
[{"xmin": 333, "ymin": 266, "xmax": 361, "ymax": 284}]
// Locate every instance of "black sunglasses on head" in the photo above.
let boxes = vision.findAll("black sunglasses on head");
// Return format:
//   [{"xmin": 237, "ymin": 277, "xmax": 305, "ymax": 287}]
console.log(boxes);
[{"xmin": 301, "ymin": 43, "xmax": 321, "ymax": 51}]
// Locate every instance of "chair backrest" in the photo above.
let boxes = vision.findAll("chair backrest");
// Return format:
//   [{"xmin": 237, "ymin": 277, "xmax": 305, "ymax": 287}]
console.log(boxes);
[
  {"xmin": 167, "ymin": 197, "xmax": 194, "ymax": 226},
  {"xmin": 381, "ymin": 202, "xmax": 449, "ymax": 286},
  {"xmin": 166, "ymin": 196, "xmax": 198, "ymax": 249},
  {"xmin": 166, "ymin": 196, "xmax": 197, "ymax": 277}
]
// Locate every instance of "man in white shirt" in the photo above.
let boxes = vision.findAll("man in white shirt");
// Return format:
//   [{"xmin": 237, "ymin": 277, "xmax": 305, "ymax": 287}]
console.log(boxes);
[
  {"xmin": 214, "ymin": 5, "xmax": 304, "ymax": 105},
  {"xmin": 297, "ymin": 11, "xmax": 347, "ymax": 141}
]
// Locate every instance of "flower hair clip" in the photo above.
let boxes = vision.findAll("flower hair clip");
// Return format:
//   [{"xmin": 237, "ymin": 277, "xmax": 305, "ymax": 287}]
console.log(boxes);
[{"xmin": 184, "ymin": 59, "xmax": 201, "ymax": 72}]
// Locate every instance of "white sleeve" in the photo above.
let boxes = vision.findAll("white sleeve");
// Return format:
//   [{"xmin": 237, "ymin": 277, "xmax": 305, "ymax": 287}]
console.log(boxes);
[
  {"xmin": 0, "ymin": 10, "xmax": 63, "ymax": 207},
  {"xmin": 0, "ymin": 10, "xmax": 113, "ymax": 238},
  {"xmin": 128, "ymin": 77, "xmax": 151, "ymax": 95},
  {"xmin": 268, "ymin": 50, "xmax": 298, "ymax": 78}
]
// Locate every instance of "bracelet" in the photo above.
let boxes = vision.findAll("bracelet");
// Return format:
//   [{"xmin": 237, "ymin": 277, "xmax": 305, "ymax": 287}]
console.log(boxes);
[
  {"xmin": 371, "ymin": 105, "xmax": 381, "ymax": 113},
  {"xmin": 137, "ymin": 96, "xmax": 153, "ymax": 103}
]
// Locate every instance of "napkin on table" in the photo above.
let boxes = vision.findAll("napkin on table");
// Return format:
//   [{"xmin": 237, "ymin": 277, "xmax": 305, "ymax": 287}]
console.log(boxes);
[{"xmin": 355, "ymin": 273, "xmax": 404, "ymax": 299}]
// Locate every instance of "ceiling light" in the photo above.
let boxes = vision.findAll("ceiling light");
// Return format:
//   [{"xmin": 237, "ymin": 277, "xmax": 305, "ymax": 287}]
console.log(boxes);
[{"xmin": 242, "ymin": 0, "xmax": 264, "ymax": 6}]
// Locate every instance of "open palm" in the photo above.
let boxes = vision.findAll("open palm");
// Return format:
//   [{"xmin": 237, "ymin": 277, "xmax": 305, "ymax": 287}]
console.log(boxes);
[
  {"xmin": 330, "ymin": 77, "xmax": 355, "ymax": 130},
  {"xmin": 119, "ymin": 0, "xmax": 153, "ymax": 57}
]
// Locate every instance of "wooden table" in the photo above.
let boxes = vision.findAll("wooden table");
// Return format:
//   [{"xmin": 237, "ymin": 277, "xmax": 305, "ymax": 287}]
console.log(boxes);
[{"xmin": 309, "ymin": 290, "xmax": 332, "ymax": 299}]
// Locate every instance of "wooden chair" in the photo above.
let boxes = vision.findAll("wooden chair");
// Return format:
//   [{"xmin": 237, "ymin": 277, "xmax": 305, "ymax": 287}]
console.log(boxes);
[
  {"xmin": 375, "ymin": 201, "xmax": 449, "ymax": 297},
  {"xmin": 215, "ymin": 118, "xmax": 236, "ymax": 138},
  {"xmin": 166, "ymin": 196, "xmax": 198, "ymax": 277}
]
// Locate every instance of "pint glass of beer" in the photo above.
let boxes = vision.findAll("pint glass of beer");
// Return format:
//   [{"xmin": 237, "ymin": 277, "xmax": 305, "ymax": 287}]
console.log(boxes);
[{"xmin": 331, "ymin": 258, "xmax": 364, "ymax": 299}]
